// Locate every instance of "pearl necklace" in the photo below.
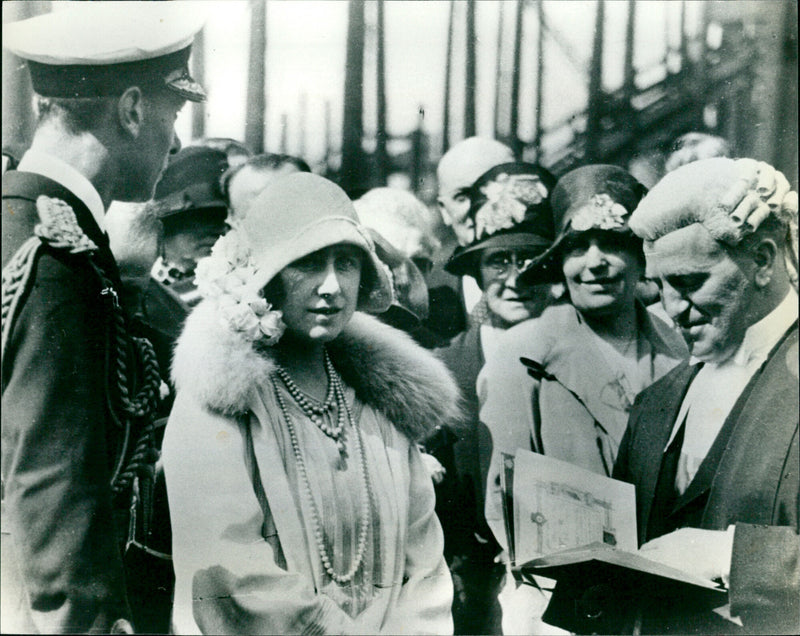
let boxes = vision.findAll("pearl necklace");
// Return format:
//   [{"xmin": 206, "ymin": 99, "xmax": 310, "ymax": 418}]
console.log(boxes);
[
  {"xmin": 271, "ymin": 373, "xmax": 372, "ymax": 585},
  {"xmin": 275, "ymin": 351, "xmax": 347, "ymax": 451}
]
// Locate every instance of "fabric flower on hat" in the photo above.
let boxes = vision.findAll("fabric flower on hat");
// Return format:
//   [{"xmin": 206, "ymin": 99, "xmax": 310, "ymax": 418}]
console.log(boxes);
[
  {"xmin": 195, "ymin": 228, "xmax": 285, "ymax": 345},
  {"xmin": 570, "ymin": 194, "xmax": 628, "ymax": 231},
  {"xmin": 34, "ymin": 195, "xmax": 98, "ymax": 254},
  {"xmin": 475, "ymin": 173, "xmax": 549, "ymax": 239}
]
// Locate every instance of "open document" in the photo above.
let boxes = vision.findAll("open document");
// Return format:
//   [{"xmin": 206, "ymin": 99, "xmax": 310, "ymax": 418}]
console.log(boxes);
[
  {"xmin": 503, "ymin": 450, "xmax": 727, "ymax": 607},
  {"xmin": 506, "ymin": 449, "xmax": 637, "ymax": 565}
]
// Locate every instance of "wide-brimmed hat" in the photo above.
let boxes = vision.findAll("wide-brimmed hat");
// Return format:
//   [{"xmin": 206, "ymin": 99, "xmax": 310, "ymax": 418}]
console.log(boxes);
[
  {"xmin": 445, "ymin": 162, "xmax": 556, "ymax": 278},
  {"xmin": 242, "ymin": 173, "xmax": 393, "ymax": 314},
  {"xmin": 519, "ymin": 164, "xmax": 647, "ymax": 285}
]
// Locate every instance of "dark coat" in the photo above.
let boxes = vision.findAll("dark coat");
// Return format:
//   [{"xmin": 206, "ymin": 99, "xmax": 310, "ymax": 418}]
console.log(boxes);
[
  {"xmin": 611, "ymin": 322, "xmax": 800, "ymax": 633},
  {"xmin": 435, "ymin": 324, "xmax": 495, "ymax": 550},
  {"xmin": 2, "ymin": 171, "xmax": 135, "ymax": 633},
  {"xmin": 544, "ymin": 323, "xmax": 799, "ymax": 634}
]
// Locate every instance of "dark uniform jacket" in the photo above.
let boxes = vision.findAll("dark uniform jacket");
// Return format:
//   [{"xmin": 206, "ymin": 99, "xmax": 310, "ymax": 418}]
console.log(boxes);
[
  {"xmin": 2, "ymin": 171, "xmax": 137, "ymax": 633},
  {"xmin": 545, "ymin": 322, "xmax": 799, "ymax": 634}
]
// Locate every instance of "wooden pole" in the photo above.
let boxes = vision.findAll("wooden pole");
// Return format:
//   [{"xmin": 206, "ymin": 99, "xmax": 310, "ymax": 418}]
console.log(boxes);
[
  {"xmin": 190, "ymin": 27, "xmax": 206, "ymax": 141},
  {"xmin": 341, "ymin": 0, "xmax": 366, "ymax": 195},
  {"xmin": 464, "ymin": 0, "xmax": 477, "ymax": 138},
  {"xmin": 623, "ymin": 0, "xmax": 636, "ymax": 94},
  {"xmin": 493, "ymin": 1, "xmax": 505, "ymax": 139},
  {"xmin": 2, "ymin": 1, "xmax": 51, "ymax": 159},
  {"xmin": 586, "ymin": 0, "xmax": 605, "ymax": 161},
  {"xmin": 534, "ymin": 0, "xmax": 545, "ymax": 158},
  {"xmin": 375, "ymin": 0, "xmax": 388, "ymax": 185},
  {"xmin": 442, "ymin": 0, "xmax": 455, "ymax": 154},
  {"xmin": 510, "ymin": 0, "xmax": 524, "ymax": 157},
  {"xmin": 244, "ymin": 0, "xmax": 267, "ymax": 153}
]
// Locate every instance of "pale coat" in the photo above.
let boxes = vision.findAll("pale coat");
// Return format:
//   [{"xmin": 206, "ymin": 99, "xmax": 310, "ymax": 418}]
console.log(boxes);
[
  {"xmin": 478, "ymin": 302, "xmax": 688, "ymax": 551},
  {"xmin": 164, "ymin": 304, "xmax": 459, "ymax": 634}
]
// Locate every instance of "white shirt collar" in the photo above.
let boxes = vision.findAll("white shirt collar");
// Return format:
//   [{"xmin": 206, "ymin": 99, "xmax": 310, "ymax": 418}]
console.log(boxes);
[
  {"xmin": 689, "ymin": 288, "xmax": 799, "ymax": 368},
  {"xmin": 732, "ymin": 288, "xmax": 798, "ymax": 367},
  {"xmin": 18, "ymin": 150, "xmax": 105, "ymax": 231}
]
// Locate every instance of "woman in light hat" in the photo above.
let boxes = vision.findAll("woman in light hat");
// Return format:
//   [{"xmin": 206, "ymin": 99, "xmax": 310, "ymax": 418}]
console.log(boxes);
[
  {"xmin": 479, "ymin": 164, "xmax": 689, "ymax": 538},
  {"xmin": 162, "ymin": 173, "xmax": 456, "ymax": 634}
]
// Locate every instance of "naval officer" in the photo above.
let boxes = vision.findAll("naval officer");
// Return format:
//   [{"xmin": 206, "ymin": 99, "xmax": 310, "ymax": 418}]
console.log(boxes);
[{"xmin": 2, "ymin": 3, "xmax": 205, "ymax": 632}]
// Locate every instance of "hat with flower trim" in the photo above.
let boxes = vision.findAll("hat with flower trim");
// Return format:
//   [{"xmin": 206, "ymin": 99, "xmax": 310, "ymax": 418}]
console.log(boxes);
[
  {"xmin": 445, "ymin": 162, "xmax": 557, "ymax": 278},
  {"xmin": 3, "ymin": 2, "xmax": 206, "ymax": 102},
  {"xmin": 519, "ymin": 164, "xmax": 648, "ymax": 285},
  {"xmin": 196, "ymin": 173, "xmax": 392, "ymax": 322}
]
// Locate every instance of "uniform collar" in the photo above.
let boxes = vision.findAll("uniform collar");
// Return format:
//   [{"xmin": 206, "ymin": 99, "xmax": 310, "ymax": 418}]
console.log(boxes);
[{"xmin": 18, "ymin": 149, "xmax": 105, "ymax": 231}]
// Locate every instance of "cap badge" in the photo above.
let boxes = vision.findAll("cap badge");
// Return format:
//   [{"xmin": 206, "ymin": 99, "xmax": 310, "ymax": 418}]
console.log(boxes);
[
  {"xmin": 570, "ymin": 194, "xmax": 627, "ymax": 232},
  {"xmin": 34, "ymin": 196, "xmax": 98, "ymax": 254},
  {"xmin": 476, "ymin": 173, "xmax": 548, "ymax": 240}
]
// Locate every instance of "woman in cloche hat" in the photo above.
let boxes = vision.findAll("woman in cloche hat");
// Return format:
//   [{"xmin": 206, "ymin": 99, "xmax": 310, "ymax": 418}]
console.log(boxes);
[
  {"xmin": 162, "ymin": 173, "xmax": 457, "ymax": 634},
  {"xmin": 479, "ymin": 164, "xmax": 689, "ymax": 551}
]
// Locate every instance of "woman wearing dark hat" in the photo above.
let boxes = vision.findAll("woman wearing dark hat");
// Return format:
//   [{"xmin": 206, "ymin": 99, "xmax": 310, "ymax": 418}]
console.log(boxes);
[
  {"xmin": 479, "ymin": 164, "xmax": 688, "ymax": 543},
  {"xmin": 432, "ymin": 162, "xmax": 558, "ymax": 635},
  {"xmin": 475, "ymin": 164, "xmax": 688, "ymax": 634},
  {"xmin": 162, "ymin": 173, "xmax": 456, "ymax": 634}
]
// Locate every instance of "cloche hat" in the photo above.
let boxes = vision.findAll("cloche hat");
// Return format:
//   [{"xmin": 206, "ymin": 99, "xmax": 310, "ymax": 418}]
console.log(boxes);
[
  {"xmin": 445, "ymin": 162, "xmax": 556, "ymax": 278},
  {"xmin": 241, "ymin": 173, "xmax": 393, "ymax": 313},
  {"xmin": 519, "ymin": 164, "xmax": 647, "ymax": 285}
]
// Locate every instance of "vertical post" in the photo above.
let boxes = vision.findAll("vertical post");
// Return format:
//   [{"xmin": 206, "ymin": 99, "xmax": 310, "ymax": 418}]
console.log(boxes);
[
  {"xmin": 279, "ymin": 113, "xmax": 288, "ymax": 154},
  {"xmin": 190, "ymin": 27, "xmax": 206, "ymax": 141},
  {"xmin": 2, "ymin": 1, "xmax": 51, "ymax": 159},
  {"xmin": 442, "ymin": 0, "xmax": 455, "ymax": 154},
  {"xmin": 510, "ymin": 0, "xmax": 524, "ymax": 157},
  {"xmin": 464, "ymin": 0, "xmax": 477, "ymax": 138},
  {"xmin": 586, "ymin": 0, "xmax": 605, "ymax": 161},
  {"xmin": 341, "ymin": 0, "xmax": 366, "ymax": 195},
  {"xmin": 324, "ymin": 99, "xmax": 332, "ymax": 171},
  {"xmin": 493, "ymin": 1, "xmax": 505, "ymax": 139},
  {"xmin": 534, "ymin": 0, "xmax": 545, "ymax": 158},
  {"xmin": 411, "ymin": 106, "xmax": 428, "ymax": 193},
  {"xmin": 679, "ymin": 0, "xmax": 688, "ymax": 68},
  {"xmin": 375, "ymin": 0, "xmax": 388, "ymax": 185},
  {"xmin": 623, "ymin": 0, "xmax": 636, "ymax": 95},
  {"xmin": 298, "ymin": 92, "xmax": 307, "ymax": 158},
  {"xmin": 245, "ymin": 0, "xmax": 267, "ymax": 153}
]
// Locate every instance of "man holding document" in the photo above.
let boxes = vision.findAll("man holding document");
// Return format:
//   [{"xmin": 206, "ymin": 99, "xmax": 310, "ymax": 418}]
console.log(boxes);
[{"xmin": 601, "ymin": 157, "xmax": 798, "ymax": 633}]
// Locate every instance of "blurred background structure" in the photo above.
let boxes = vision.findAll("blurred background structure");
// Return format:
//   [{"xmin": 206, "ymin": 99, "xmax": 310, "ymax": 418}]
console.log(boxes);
[{"xmin": 3, "ymin": 0, "xmax": 797, "ymax": 198}]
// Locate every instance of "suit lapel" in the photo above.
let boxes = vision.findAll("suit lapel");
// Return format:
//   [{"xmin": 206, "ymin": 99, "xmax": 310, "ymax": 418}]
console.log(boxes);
[
  {"xmin": 637, "ymin": 362, "xmax": 701, "ymax": 541},
  {"xmin": 670, "ymin": 322, "xmax": 800, "ymax": 520}
]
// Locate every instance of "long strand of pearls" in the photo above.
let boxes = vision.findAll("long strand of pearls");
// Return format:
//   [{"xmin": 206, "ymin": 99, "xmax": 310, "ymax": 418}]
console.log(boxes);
[
  {"xmin": 275, "ymin": 350, "xmax": 347, "ymax": 450},
  {"xmin": 270, "ymin": 366, "xmax": 371, "ymax": 585}
]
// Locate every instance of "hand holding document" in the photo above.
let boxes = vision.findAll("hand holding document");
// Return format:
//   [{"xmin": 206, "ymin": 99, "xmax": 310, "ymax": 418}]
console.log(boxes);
[{"xmin": 500, "ymin": 450, "xmax": 728, "ymax": 633}]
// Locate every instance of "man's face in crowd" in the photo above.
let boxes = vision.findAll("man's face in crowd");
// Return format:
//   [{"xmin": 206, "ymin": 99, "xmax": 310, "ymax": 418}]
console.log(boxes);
[
  {"xmin": 437, "ymin": 187, "xmax": 474, "ymax": 246},
  {"xmin": 646, "ymin": 223, "xmax": 755, "ymax": 363},
  {"xmin": 162, "ymin": 209, "xmax": 228, "ymax": 274},
  {"xmin": 137, "ymin": 90, "xmax": 186, "ymax": 201}
]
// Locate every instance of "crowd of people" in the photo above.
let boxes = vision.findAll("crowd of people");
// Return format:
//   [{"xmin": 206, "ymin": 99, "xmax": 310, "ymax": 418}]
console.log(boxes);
[{"xmin": 1, "ymin": 4, "xmax": 798, "ymax": 635}]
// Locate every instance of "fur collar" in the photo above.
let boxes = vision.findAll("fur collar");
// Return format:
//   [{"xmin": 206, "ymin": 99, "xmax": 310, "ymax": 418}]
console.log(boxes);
[{"xmin": 172, "ymin": 301, "xmax": 462, "ymax": 441}]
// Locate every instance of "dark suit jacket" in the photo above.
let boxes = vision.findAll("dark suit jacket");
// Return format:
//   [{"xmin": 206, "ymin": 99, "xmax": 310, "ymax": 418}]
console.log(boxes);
[
  {"xmin": 613, "ymin": 323, "xmax": 800, "ymax": 633},
  {"xmin": 435, "ymin": 325, "xmax": 498, "ymax": 559},
  {"xmin": 2, "ymin": 171, "xmax": 133, "ymax": 633}
]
